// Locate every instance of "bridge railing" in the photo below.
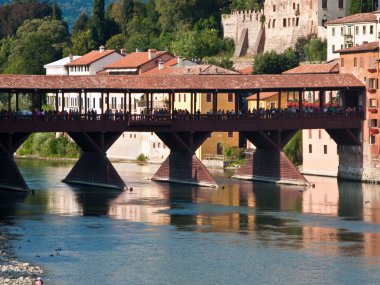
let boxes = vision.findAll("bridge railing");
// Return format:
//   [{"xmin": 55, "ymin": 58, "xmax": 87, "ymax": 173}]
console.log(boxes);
[{"xmin": 0, "ymin": 110, "xmax": 364, "ymax": 122}]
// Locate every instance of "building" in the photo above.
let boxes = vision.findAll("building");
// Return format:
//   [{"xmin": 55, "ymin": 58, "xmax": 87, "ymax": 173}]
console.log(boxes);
[
  {"xmin": 326, "ymin": 10, "xmax": 380, "ymax": 61},
  {"xmin": 336, "ymin": 42, "xmax": 380, "ymax": 181},
  {"xmin": 44, "ymin": 55, "xmax": 81, "ymax": 75},
  {"xmin": 222, "ymin": 0, "xmax": 350, "ymax": 62}
]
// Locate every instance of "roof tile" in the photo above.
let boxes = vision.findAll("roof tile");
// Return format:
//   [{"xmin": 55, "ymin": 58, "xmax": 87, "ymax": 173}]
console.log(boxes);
[
  {"xmin": 335, "ymin": 42, "xmax": 379, "ymax": 54},
  {"xmin": 66, "ymin": 50, "xmax": 116, "ymax": 66},
  {"xmin": 326, "ymin": 13, "xmax": 377, "ymax": 25}
]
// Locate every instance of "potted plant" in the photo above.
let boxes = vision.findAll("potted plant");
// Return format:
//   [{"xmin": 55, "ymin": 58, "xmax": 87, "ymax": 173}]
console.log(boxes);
[
  {"xmin": 367, "ymin": 88, "xmax": 377, "ymax": 93},
  {"xmin": 370, "ymin": 128, "xmax": 379, "ymax": 135},
  {"xmin": 368, "ymin": 68, "xmax": 377, "ymax": 73}
]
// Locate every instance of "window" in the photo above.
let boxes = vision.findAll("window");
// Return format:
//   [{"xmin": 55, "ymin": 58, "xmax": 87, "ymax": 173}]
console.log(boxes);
[
  {"xmin": 324, "ymin": 145, "xmax": 327, "ymax": 154},
  {"xmin": 206, "ymin": 93, "xmax": 212, "ymax": 102},
  {"xmin": 296, "ymin": 18, "xmax": 299, "ymax": 26},
  {"xmin": 341, "ymin": 58, "xmax": 344, "ymax": 67},
  {"xmin": 354, "ymin": 58, "xmax": 357, "ymax": 67},
  {"xmin": 322, "ymin": 0, "xmax": 327, "ymax": 9},
  {"xmin": 368, "ymin": 78, "xmax": 379, "ymax": 89},
  {"xmin": 339, "ymin": 0, "xmax": 344, "ymax": 9},
  {"xmin": 228, "ymin": 132, "xmax": 233, "ymax": 138},
  {"xmin": 153, "ymin": 142, "xmax": 156, "ymax": 148},
  {"xmin": 370, "ymin": 119, "xmax": 378, "ymax": 127},
  {"xmin": 370, "ymin": 25, "xmax": 374, "ymax": 34},
  {"xmin": 363, "ymin": 26, "xmax": 366, "ymax": 35},
  {"xmin": 370, "ymin": 134, "xmax": 376, "ymax": 144},
  {"xmin": 356, "ymin": 26, "xmax": 359, "ymax": 35},
  {"xmin": 293, "ymin": 2, "xmax": 296, "ymax": 9},
  {"xmin": 332, "ymin": 45, "xmax": 335, "ymax": 53},
  {"xmin": 273, "ymin": 19, "xmax": 276, "ymax": 28},
  {"xmin": 228, "ymin": 93, "xmax": 234, "ymax": 102},
  {"xmin": 178, "ymin": 94, "xmax": 181, "ymax": 102},
  {"xmin": 158, "ymin": 143, "xmax": 161, "ymax": 148},
  {"xmin": 319, "ymin": 130, "xmax": 322, "ymax": 139},
  {"xmin": 273, "ymin": 5, "xmax": 276, "ymax": 12},
  {"xmin": 332, "ymin": 27, "xmax": 335, "ymax": 36},
  {"xmin": 309, "ymin": 130, "xmax": 312, "ymax": 139},
  {"xmin": 268, "ymin": 20, "xmax": 271, "ymax": 28},
  {"xmin": 369, "ymin": 99, "xmax": 378, "ymax": 108},
  {"xmin": 309, "ymin": 144, "xmax": 312, "ymax": 153},
  {"xmin": 283, "ymin": 18, "xmax": 287, "ymax": 27},
  {"xmin": 184, "ymin": 94, "xmax": 186, "ymax": 102},
  {"xmin": 134, "ymin": 134, "xmax": 136, "ymax": 138}
]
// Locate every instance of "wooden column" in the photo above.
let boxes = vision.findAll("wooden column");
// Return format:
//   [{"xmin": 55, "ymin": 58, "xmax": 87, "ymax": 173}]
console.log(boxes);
[
  {"xmin": 298, "ymin": 89, "xmax": 303, "ymax": 117},
  {"xmin": 55, "ymin": 92, "xmax": 59, "ymax": 113},
  {"xmin": 8, "ymin": 92, "xmax": 11, "ymax": 111},
  {"xmin": 256, "ymin": 92, "xmax": 260, "ymax": 110},
  {"xmin": 128, "ymin": 92, "xmax": 132, "ymax": 114},
  {"xmin": 190, "ymin": 92, "xmax": 194, "ymax": 114},
  {"xmin": 78, "ymin": 92, "xmax": 82, "ymax": 115},
  {"xmin": 123, "ymin": 92, "xmax": 127, "ymax": 112},
  {"xmin": 234, "ymin": 92, "xmax": 239, "ymax": 113},
  {"xmin": 101, "ymin": 92, "xmax": 104, "ymax": 114},
  {"xmin": 146, "ymin": 93, "xmax": 150, "ymax": 114},
  {"xmin": 84, "ymin": 92, "xmax": 88, "ymax": 115},
  {"xmin": 106, "ymin": 92, "xmax": 110, "ymax": 111},
  {"xmin": 277, "ymin": 91, "xmax": 281, "ymax": 109},
  {"xmin": 62, "ymin": 92, "xmax": 65, "ymax": 112},
  {"xmin": 150, "ymin": 92, "xmax": 153, "ymax": 113},
  {"xmin": 341, "ymin": 89, "xmax": 346, "ymax": 110},
  {"xmin": 193, "ymin": 93, "xmax": 197, "ymax": 113},
  {"xmin": 212, "ymin": 92, "xmax": 217, "ymax": 113},
  {"xmin": 16, "ymin": 93, "xmax": 19, "ymax": 111}
]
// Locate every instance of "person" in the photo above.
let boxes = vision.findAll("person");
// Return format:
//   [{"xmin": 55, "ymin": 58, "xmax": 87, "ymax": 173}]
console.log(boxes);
[{"xmin": 36, "ymin": 277, "xmax": 43, "ymax": 285}]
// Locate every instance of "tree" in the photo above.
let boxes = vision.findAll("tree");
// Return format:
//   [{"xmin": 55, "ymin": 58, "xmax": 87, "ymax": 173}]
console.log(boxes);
[
  {"xmin": 90, "ymin": 0, "xmax": 106, "ymax": 46},
  {"xmin": 232, "ymin": 0, "xmax": 264, "ymax": 10},
  {"xmin": 64, "ymin": 30, "xmax": 97, "ymax": 56},
  {"xmin": 72, "ymin": 12, "xmax": 89, "ymax": 35},
  {"xmin": 4, "ymin": 18, "xmax": 69, "ymax": 74},
  {"xmin": 253, "ymin": 48, "xmax": 299, "ymax": 74},
  {"xmin": 349, "ymin": 0, "xmax": 376, "ymax": 14},
  {"xmin": 51, "ymin": 0, "xmax": 62, "ymax": 21},
  {"xmin": 304, "ymin": 38, "xmax": 327, "ymax": 62}
]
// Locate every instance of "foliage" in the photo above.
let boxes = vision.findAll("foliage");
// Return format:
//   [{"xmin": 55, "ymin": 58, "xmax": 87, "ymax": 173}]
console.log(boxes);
[
  {"xmin": 17, "ymin": 133, "xmax": 80, "ymax": 158},
  {"xmin": 349, "ymin": 0, "xmax": 376, "ymax": 14},
  {"xmin": 72, "ymin": 12, "xmax": 89, "ymax": 35},
  {"xmin": 284, "ymin": 131, "xmax": 302, "ymax": 165},
  {"xmin": 4, "ymin": 18, "xmax": 69, "ymax": 74},
  {"xmin": 231, "ymin": 0, "xmax": 263, "ymax": 10},
  {"xmin": 136, "ymin": 153, "xmax": 148, "ymax": 162},
  {"xmin": 90, "ymin": 0, "xmax": 106, "ymax": 46},
  {"xmin": 223, "ymin": 145, "xmax": 246, "ymax": 167},
  {"xmin": 304, "ymin": 38, "xmax": 327, "ymax": 62},
  {"xmin": 204, "ymin": 56, "xmax": 234, "ymax": 70},
  {"xmin": 253, "ymin": 48, "xmax": 299, "ymax": 74},
  {"xmin": 0, "ymin": 1, "xmax": 53, "ymax": 38},
  {"xmin": 64, "ymin": 29, "xmax": 97, "ymax": 56}
]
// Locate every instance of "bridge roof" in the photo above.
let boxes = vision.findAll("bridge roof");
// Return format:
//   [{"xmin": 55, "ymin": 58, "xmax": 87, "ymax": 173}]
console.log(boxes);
[{"xmin": 0, "ymin": 73, "xmax": 364, "ymax": 93}]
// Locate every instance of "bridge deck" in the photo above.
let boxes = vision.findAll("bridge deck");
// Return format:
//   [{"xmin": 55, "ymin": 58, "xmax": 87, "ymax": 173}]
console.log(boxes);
[{"xmin": 0, "ymin": 112, "xmax": 364, "ymax": 133}]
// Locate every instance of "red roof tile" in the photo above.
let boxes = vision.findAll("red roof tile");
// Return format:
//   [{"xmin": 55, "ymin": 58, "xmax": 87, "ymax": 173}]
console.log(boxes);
[
  {"xmin": 283, "ymin": 63, "xmax": 339, "ymax": 74},
  {"xmin": 104, "ymin": 51, "xmax": 168, "ymax": 69},
  {"xmin": 0, "ymin": 74, "xmax": 365, "ymax": 92},
  {"xmin": 326, "ymin": 13, "xmax": 377, "ymax": 25},
  {"xmin": 335, "ymin": 42, "xmax": 379, "ymax": 53},
  {"xmin": 144, "ymin": 65, "xmax": 240, "ymax": 76},
  {"xmin": 66, "ymin": 50, "xmax": 117, "ymax": 66}
]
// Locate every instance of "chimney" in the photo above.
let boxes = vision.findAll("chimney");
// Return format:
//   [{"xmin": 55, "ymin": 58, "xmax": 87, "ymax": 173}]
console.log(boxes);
[
  {"xmin": 136, "ymin": 48, "xmax": 140, "ymax": 53},
  {"xmin": 158, "ymin": 61, "xmax": 164, "ymax": 70},
  {"xmin": 177, "ymin": 56, "xmax": 184, "ymax": 67},
  {"xmin": 68, "ymin": 54, "xmax": 73, "ymax": 62},
  {"xmin": 120, "ymin": 48, "xmax": 127, "ymax": 55},
  {"xmin": 99, "ymin": 45, "xmax": 105, "ymax": 53},
  {"xmin": 148, "ymin": 49, "xmax": 156, "ymax": 60}
]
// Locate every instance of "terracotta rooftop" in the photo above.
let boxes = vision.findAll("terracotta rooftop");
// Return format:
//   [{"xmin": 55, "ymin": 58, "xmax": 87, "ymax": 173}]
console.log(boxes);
[
  {"xmin": 144, "ymin": 65, "xmax": 240, "ymax": 76},
  {"xmin": 335, "ymin": 42, "xmax": 379, "ymax": 54},
  {"xmin": 104, "ymin": 51, "xmax": 169, "ymax": 69},
  {"xmin": 326, "ymin": 13, "xmax": 377, "ymax": 25},
  {"xmin": 246, "ymin": 92, "xmax": 278, "ymax": 100},
  {"xmin": 0, "ymin": 74, "xmax": 364, "ymax": 92},
  {"xmin": 66, "ymin": 50, "xmax": 116, "ymax": 66},
  {"xmin": 283, "ymin": 63, "xmax": 339, "ymax": 74},
  {"xmin": 238, "ymin": 66, "xmax": 254, "ymax": 75}
]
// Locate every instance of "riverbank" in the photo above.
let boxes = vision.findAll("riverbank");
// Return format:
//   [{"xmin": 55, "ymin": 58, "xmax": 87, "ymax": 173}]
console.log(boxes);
[{"xmin": 0, "ymin": 225, "xmax": 43, "ymax": 285}]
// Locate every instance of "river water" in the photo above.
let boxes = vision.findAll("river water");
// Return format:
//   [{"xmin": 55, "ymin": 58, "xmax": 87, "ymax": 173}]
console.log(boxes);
[{"xmin": 1, "ymin": 159, "xmax": 380, "ymax": 284}]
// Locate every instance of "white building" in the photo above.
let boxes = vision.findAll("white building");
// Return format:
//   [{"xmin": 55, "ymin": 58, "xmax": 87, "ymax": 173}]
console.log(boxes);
[
  {"xmin": 326, "ymin": 11, "xmax": 380, "ymax": 61},
  {"xmin": 44, "ymin": 55, "xmax": 81, "ymax": 75}
]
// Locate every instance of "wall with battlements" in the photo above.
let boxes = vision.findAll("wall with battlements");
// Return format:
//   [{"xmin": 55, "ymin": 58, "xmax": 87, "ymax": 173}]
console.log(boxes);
[{"xmin": 222, "ymin": 0, "xmax": 349, "ymax": 56}]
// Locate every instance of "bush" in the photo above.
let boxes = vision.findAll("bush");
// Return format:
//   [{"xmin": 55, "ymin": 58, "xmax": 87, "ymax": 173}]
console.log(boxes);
[{"xmin": 136, "ymin": 153, "xmax": 148, "ymax": 162}]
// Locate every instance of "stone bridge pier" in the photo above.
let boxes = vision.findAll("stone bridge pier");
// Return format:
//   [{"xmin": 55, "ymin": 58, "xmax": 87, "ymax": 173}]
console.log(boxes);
[
  {"xmin": 152, "ymin": 132, "xmax": 218, "ymax": 187},
  {"xmin": 233, "ymin": 131, "xmax": 309, "ymax": 186},
  {"xmin": 63, "ymin": 132, "xmax": 126, "ymax": 189},
  {"xmin": 0, "ymin": 133, "xmax": 30, "ymax": 191}
]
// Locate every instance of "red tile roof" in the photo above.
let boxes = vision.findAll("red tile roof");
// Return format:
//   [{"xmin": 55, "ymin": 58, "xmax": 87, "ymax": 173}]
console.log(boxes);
[
  {"xmin": 283, "ymin": 63, "xmax": 339, "ymax": 74},
  {"xmin": 246, "ymin": 92, "xmax": 278, "ymax": 100},
  {"xmin": 335, "ymin": 42, "xmax": 379, "ymax": 54},
  {"xmin": 66, "ymin": 50, "xmax": 117, "ymax": 66},
  {"xmin": 0, "ymin": 74, "xmax": 365, "ymax": 92},
  {"xmin": 104, "ymin": 51, "xmax": 168, "ymax": 69},
  {"xmin": 144, "ymin": 65, "xmax": 240, "ymax": 76},
  {"xmin": 238, "ymin": 66, "xmax": 254, "ymax": 75},
  {"xmin": 326, "ymin": 13, "xmax": 377, "ymax": 25}
]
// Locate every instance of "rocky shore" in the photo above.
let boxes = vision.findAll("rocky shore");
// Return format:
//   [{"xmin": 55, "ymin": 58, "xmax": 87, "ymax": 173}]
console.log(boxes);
[{"xmin": 0, "ymin": 228, "xmax": 43, "ymax": 285}]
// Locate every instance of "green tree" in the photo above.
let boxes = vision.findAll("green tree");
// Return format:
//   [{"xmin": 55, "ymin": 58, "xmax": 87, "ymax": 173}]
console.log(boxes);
[
  {"xmin": 106, "ymin": 34, "xmax": 127, "ymax": 50},
  {"xmin": 232, "ymin": 0, "xmax": 264, "ymax": 10},
  {"xmin": 349, "ymin": 0, "xmax": 376, "ymax": 14},
  {"xmin": 51, "ymin": 0, "xmax": 62, "ymax": 21},
  {"xmin": 253, "ymin": 48, "xmax": 299, "ymax": 74},
  {"xmin": 4, "ymin": 18, "xmax": 69, "ymax": 74},
  {"xmin": 304, "ymin": 38, "xmax": 327, "ymax": 62},
  {"xmin": 72, "ymin": 12, "xmax": 89, "ymax": 35},
  {"xmin": 90, "ymin": 0, "xmax": 106, "ymax": 46},
  {"xmin": 284, "ymin": 131, "xmax": 302, "ymax": 165},
  {"xmin": 65, "ymin": 30, "xmax": 97, "ymax": 55}
]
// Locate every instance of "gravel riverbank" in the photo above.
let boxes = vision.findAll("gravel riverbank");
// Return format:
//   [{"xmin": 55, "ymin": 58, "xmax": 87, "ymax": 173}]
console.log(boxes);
[{"xmin": 0, "ymin": 227, "xmax": 43, "ymax": 285}]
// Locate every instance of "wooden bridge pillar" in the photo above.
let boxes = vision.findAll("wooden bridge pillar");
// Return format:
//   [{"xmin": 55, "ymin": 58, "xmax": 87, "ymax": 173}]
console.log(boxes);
[
  {"xmin": 0, "ymin": 133, "xmax": 30, "ymax": 191},
  {"xmin": 64, "ymin": 132, "xmax": 126, "ymax": 189},
  {"xmin": 152, "ymin": 132, "xmax": 218, "ymax": 187},
  {"xmin": 234, "ymin": 131, "xmax": 309, "ymax": 186}
]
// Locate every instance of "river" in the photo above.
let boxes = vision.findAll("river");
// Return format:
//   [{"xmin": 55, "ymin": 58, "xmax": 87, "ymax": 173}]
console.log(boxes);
[{"xmin": 1, "ymin": 158, "xmax": 380, "ymax": 284}]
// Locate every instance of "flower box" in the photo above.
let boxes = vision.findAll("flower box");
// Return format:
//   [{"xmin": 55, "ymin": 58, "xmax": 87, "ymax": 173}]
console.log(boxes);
[
  {"xmin": 368, "ymin": 107, "xmax": 378, "ymax": 114},
  {"xmin": 370, "ymin": 128, "xmax": 379, "ymax": 135},
  {"xmin": 368, "ymin": 68, "xmax": 377, "ymax": 73},
  {"xmin": 367, "ymin": 88, "xmax": 377, "ymax": 93}
]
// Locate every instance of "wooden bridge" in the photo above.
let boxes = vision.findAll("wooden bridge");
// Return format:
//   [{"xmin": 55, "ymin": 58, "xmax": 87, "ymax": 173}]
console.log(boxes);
[{"xmin": 0, "ymin": 74, "xmax": 365, "ymax": 191}]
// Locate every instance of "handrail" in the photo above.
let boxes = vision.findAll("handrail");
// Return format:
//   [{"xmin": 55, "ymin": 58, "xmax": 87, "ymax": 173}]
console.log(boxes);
[{"xmin": 0, "ymin": 111, "xmax": 365, "ymax": 122}]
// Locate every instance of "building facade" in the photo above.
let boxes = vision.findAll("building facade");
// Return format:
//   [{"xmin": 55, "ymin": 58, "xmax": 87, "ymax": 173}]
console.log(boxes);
[{"xmin": 222, "ymin": 0, "xmax": 350, "ymax": 58}]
